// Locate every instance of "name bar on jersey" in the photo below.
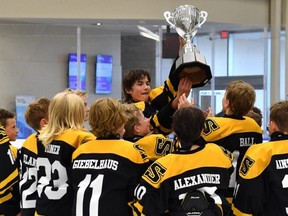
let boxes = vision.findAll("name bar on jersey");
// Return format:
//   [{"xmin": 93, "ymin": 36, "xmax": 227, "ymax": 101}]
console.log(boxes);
[
  {"xmin": 276, "ymin": 158, "xmax": 288, "ymax": 169},
  {"xmin": 73, "ymin": 159, "xmax": 119, "ymax": 171},
  {"xmin": 174, "ymin": 173, "xmax": 220, "ymax": 190}
]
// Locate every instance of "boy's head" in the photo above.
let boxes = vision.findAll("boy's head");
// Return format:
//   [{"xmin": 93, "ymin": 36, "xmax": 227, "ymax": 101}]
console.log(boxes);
[
  {"xmin": 122, "ymin": 69, "xmax": 151, "ymax": 103},
  {"xmin": 0, "ymin": 108, "xmax": 18, "ymax": 141},
  {"xmin": 122, "ymin": 103, "xmax": 151, "ymax": 139},
  {"xmin": 246, "ymin": 110, "xmax": 262, "ymax": 127},
  {"xmin": 25, "ymin": 97, "xmax": 50, "ymax": 132},
  {"xmin": 268, "ymin": 100, "xmax": 288, "ymax": 135},
  {"xmin": 172, "ymin": 106, "xmax": 205, "ymax": 150},
  {"xmin": 89, "ymin": 98, "xmax": 127, "ymax": 138},
  {"xmin": 222, "ymin": 80, "xmax": 255, "ymax": 116},
  {"xmin": 246, "ymin": 106, "xmax": 262, "ymax": 127}
]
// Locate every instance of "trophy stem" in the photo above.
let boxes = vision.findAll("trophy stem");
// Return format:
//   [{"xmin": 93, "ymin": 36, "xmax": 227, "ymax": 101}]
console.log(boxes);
[{"xmin": 184, "ymin": 34, "xmax": 191, "ymax": 43}]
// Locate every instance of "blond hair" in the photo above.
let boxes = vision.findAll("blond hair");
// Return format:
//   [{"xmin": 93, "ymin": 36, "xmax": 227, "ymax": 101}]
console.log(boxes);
[
  {"xmin": 64, "ymin": 88, "xmax": 87, "ymax": 97},
  {"xmin": 225, "ymin": 80, "xmax": 255, "ymax": 116},
  {"xmin": 122, "ymin": 103, "xmax": 141, "ymax": 138},
  {"xmin": 89, "ymin": 98, "xmax": 127, "ymax": 137},
  {"xmin": 38, "ymin": 91, "xmax": 85, "ymax": 146}
]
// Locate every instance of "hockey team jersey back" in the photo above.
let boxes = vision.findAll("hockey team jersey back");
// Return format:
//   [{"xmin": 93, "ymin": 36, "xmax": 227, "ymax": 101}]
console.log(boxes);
[
  {"xmin": 36, "ymin": 130, "xmax": 95, "ymax": 216},
  {"xmin": 19, "ymin": 133, "xmax": 41, "ymax": 216},
  {"xmin": 71, "ymin": 139, "xmax": 150, "ymax": 216},
  {"xmin": 233, "ymin": 133, "xmax": 288, "ymax": 216},
  {"xmin": 202, "ymin": 116, "xmax": 262, "ymax": 199},
  {"xmin": 131, "ymin": 144, "xmax": 234, "ymax": 215}
]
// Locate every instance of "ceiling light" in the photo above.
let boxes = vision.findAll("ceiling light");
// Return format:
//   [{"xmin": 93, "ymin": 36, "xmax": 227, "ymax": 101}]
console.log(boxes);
[{"xmin": 137, "ymin": 25, "xmax": 159, "ymax": 41}]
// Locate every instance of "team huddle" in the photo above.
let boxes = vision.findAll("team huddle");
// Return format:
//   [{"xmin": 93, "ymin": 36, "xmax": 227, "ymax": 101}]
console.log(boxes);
[{"xmin": 1, "ymin": 58, "xmax": 288, "ymax": 216}]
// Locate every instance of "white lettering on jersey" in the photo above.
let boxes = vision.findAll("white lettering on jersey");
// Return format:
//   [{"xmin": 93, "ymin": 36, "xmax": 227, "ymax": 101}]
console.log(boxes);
[
  {"xmin": 45, "ymin": 144, "xmax": 60, "ymax": 155},
  {"xmin": 73, "ymin": 159, "xmax": 119, "ymax": 171},
  {"xmin": 239, "ymin": 137, "xmax": 254, "ymax": 147},
  {"xmin": 23, "ymin": 153, "xmax": 37, "ymax": 166},
  {"xmin": 276, "ymin": 159, "xmax": 288, "ymax": 169},
  {"xmin": 174, "ymin": 174, "xmax": 220, "ymax": 190}
]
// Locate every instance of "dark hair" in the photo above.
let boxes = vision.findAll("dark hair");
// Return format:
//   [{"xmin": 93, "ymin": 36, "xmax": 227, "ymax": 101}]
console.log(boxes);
[
  {"xmin": 252, "ymin": 106, "xmax": 262, "ymax": 117},
  {"xmin": 172, "ymin": 107, "xmax": 205, "ymax": 149},
  {"xmin": 122, "ymin": 69, "xmax": 151, "ymax": 103},
  {"xmin": 246, "ymin": 106, "xmax": 262, "ymax": 127},
  {"xmin": 0, "ymin": 108, "xmax": 15, "ymax": 127}
]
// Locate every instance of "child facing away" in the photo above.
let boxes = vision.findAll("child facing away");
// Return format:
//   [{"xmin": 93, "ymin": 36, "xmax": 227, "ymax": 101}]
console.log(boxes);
[
  {"xmin": 19, "ymin": 97, "xmax": 50, "ymax": 216},
  {"xmin": 199, "ymin": 80, "xmax": 263, "ymax": 202},
  {"xmin": 70, "ymin": 98, "xmax": 150, "ymax": 216},
  {"xmin": 233, "ymin": 100, "xmax": 288, "ymax": 215},
  {"xmin": 35, "ymin": 91, "xmax": 95, "ymax": 216},
  {"xmin": 130, "ymin": 106, "xmax": 234, "ymax": 215}
]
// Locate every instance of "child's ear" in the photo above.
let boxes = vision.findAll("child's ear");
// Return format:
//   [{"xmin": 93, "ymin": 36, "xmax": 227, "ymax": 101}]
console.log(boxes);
[
  {"xmin": 40, "ymin": 118, "xmax": 48, "ymax": 129},
  {"xmin": 134, "ymin": 124, "xmax": 140, "ymax": 134},
  {"xmin": 125, "ymin": 88, "xmax": 132, "ymax": 94},
  {"xmin": 269, "ymin": 120, "xmax": 278, "ymax": 133},
  {"xmin": 223, "ymin": 99, "xmax": 229, "ymax": 109}
]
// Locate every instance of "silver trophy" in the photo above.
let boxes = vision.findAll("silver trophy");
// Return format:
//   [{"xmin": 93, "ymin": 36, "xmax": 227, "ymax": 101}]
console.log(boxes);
[{"xmin": 164, "ymin": 5, "xmax": 212, "ymax": 88}]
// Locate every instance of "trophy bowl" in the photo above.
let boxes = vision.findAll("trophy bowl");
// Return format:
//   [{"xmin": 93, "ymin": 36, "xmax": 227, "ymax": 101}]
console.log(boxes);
[{"xmin": 164, "ymin": 5, "xmax": 212, "ymax": 88}]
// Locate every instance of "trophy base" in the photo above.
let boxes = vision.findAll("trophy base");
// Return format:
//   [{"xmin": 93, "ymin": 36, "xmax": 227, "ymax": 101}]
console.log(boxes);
[{"xmin": 175, "ymin": 52, "xmax": 212, "ymax": 88}]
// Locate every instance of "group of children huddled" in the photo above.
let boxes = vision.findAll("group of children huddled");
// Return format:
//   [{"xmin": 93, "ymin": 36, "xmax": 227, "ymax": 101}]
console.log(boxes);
[{"xmin": 1, "ymin": 50, "xmax": 288, "ymax": 216}]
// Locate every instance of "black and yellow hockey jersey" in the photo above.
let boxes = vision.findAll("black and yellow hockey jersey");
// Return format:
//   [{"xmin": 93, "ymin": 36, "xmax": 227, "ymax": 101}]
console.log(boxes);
[
  {"xmin": 134, "ymin": 58, "xmax": 180, "ymax": 135},
  {"xmin": 134, "ymin": 99, "xmax": 175, "ymax": 135},
  {"xmin": 130, "ymin": 144, "xmax": 234, "ymax": 215},
  {"xmin": 70, "ymin": 138, "xmax": 150, "ymax": 216},
  {"xmin": 35, "ymin": 130, "xmax": 95, "ymax": 216},
  {"xmin": 0, "ymin": 126, "xmax": 20, "ymax": 216},
  {"xmin": 232, "ymin": 132, "xmax": 288, "ymax": 216},
  {"xmin": 19, "ymin": 132, "xmax": 42, "ymax": 216},
  {"xmin": 201, "ymin": 115, "xmax": 262, "ymax": 200},
  {"xmin": 126, "ymin": 134, "xmax": 177, "ymax": 161}
]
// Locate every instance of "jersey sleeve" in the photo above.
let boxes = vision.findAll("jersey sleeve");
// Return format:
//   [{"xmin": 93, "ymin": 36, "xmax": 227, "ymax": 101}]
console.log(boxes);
[
  {"xmin": 0, "ymin": 126, "xmax": 20, "ymax": 215},
  {"xmin": 136, "ymin": 134, "xmax": 176, "ymax": 161},
  {"xmin": 134, "ymin": 101, "xmax": 175, "ymax": 135},
  {"xmin": 232, "ymin": 145, "xmax": 268, "ymax": 215},
  {"xmin": 130, "ymin": 176, "xmax": 164, "ymax": 216},
  {"xmin": 147, "ymin": 57, "xmax": 181, "ymax": 135},
  {"xmin": 150, "ymin": 101, "xmax": 175, "ymax": 135}
]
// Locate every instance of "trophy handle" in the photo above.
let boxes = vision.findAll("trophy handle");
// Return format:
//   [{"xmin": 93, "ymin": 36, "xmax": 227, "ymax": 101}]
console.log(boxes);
[
  {"xmin": 198, "ymin": 11, "xmax": 208, "ymax": 28},
  {"xmin": 164, "ymin": 11, "xmax": 175, "ymax": 28}
]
